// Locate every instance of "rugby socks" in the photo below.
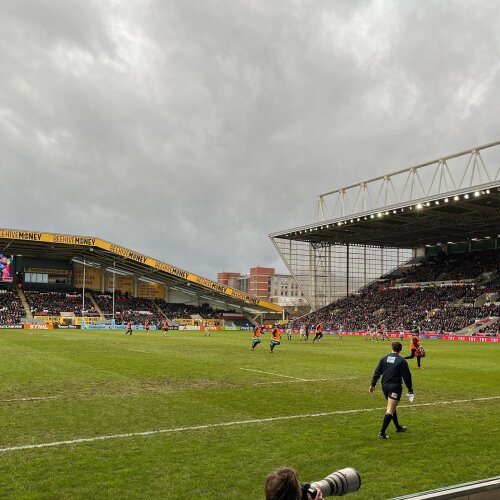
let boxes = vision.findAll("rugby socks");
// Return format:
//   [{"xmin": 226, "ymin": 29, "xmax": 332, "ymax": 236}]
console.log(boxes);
[
  {"xmin": 380, "ymin": 413, "xmax": 393, "ymax": 435},
  {"xmin": 392, "ymin": 411, "xmax": 401, "ymax": 430}
]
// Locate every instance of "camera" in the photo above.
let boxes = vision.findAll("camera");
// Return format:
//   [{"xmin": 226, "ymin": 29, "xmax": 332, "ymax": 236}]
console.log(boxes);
[{"xmin": 301, "ymin": 468, "xmax": 361, "ymax": 498}]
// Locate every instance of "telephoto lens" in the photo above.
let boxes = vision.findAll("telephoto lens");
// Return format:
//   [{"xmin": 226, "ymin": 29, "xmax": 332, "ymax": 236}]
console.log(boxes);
[{"xmin": 309, "ymin": 467, "xmax": 361, "ymax": 496}]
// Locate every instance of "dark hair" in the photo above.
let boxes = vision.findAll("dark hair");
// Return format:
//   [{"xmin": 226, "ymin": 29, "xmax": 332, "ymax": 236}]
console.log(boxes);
[
  {"xmin": 392, "ymin": 341, "xmax": 403, "ymax": 353},
  {"xmin": 265, "ymin": 467, "xmax": 301, "ymax": 500}
]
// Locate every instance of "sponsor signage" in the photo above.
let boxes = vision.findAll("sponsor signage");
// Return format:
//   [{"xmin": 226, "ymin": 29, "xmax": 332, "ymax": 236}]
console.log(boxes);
[
  {"xmin": 0, "ymin": 228, "xmax": 281, "ymax": 312},
  {"xmin": 0, "ymin": 324, "xmax": 23, "ymax": 329},
  {"xmin": 106, "ymin": 275, "xmax": 134, "ymax": 295},
  {"xmin": 84, "ymin": 324, "xmax": 158, "ymax": 330},
  {"xmin": 74, "ymin": 265, "xmax": 101, "ymax": 290},
  {"xmin": 337, "ymin": 331, "xmax": 499, "ymax": 342},
  {"xmin": 137, "ymin": 282, "xmax": 165, "ymax": 299},
  {"xmin": 25, "ymin": 267, "xmax": 71, "ymax": 275}
]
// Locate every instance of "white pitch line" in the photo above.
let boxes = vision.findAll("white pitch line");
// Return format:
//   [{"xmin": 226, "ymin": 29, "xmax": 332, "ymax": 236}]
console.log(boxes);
[
  {"xmin": 254, "ymin": 379, "xmax": 328, "ymax": 386},
  {"xmin": 0, "ymin": 396, "xmax": 59, "ymax": 403},
  {"xmin": 240, "ymin": 367, "xmax": 309, "ymax": 381},
  {"xmin": 0, "ymin": 396, "xmax": 498, "ymax": 453}
]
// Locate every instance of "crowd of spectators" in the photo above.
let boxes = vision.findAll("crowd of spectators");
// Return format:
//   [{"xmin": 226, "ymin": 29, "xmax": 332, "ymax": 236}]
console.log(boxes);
[
  {"xmin": 0, "ymin": 287, "xmax": 23, "ymax": 324},
  {"xmin": 91, "ymin": 292, "xmax": 230, "ymax": 325},
  {"xmin": 91, "ymin": 292, "xmax": 164, "ymax": 324},
  {"xmin": 443, "ymin": 249, "xmax": 500, "ymax": 281},
  {"xmin": 383, "ymin": 249, "xmax": 500, "ymax": 284},
  {"xmin": 24, "ymin": 287, "xmax": 101, "ymax": 317},
  {"xmin": 0, "ymin": 284, "xmax": 232, "ymax": 326},
  {"xmin": 292, "ymin": 249, "xmax": 500, "ymax": 334},
  {"xmin": 292, "ymin": 284, "xmax": 500, "ymax": 333},
  {"xmin": 476, "ymin": 321, "xmax": 500, "ymax": 336}
]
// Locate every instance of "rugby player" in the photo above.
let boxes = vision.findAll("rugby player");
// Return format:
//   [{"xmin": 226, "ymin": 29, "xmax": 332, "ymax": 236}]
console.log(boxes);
[
  {"xmin": 125, "ymin": 321, "xmax": 133, "ymax": 335},
  {"xmin": 270, "ymin": 325, "xmax": 281, "ymax": 353},
  {"xmin": 251, "ymin": 324, "xmax": 262, "ymax": 350}
]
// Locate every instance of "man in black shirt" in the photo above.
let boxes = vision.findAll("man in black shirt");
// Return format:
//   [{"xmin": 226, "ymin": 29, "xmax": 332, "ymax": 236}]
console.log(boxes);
[{"xmin": 369, "ymin": 342, "xmax": 414, "ymax": 439}]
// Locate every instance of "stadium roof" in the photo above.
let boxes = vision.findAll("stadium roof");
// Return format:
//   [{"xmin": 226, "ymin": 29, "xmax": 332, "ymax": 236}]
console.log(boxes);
[
  {"xmin": 0, "ymin": 228, "xmax": 282, "ymax": 314},
  {"xmin": 270, "ymin": 141, "xmax": 500, "ymax": 249},
  {"xmin": 270, "ymin": 184, "xmax": 500, "ymax": 248}
]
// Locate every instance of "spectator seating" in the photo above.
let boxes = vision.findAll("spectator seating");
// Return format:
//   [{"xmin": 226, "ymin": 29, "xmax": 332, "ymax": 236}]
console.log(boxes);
[
  {"xmin": 0, "ymin": 287, "xmax": 24, "ymax": 325},
  {"xmin": 24, "ymin": 287, "xmax": 100, "ymax": 317}
]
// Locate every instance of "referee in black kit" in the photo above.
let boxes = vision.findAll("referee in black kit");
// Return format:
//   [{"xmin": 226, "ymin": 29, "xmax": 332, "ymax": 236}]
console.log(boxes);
[{"xmin": 369, "ymin": 341, "xmax": 414, "ymax": 439}]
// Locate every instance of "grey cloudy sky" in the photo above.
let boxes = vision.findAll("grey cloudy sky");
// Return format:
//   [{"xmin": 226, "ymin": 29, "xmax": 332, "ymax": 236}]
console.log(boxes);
[{"xmin": 1, "ymin": 0, "xmax": 499, "ymax": 279}]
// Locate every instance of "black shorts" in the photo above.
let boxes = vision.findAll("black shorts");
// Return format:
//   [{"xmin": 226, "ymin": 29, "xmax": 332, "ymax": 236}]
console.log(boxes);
[{"xmin": 383, "ymin": 386, "xmax": 402, "ymax": 401}]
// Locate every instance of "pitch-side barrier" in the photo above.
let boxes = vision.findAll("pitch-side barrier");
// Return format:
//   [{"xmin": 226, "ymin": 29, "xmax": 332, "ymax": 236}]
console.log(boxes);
[
  {"xmin": 335, "ymin": 331, "xmax": 499, "ymax": 342},
  {"xmin": 390, "ymin": 476, "xmax": 500, "ymax": 499}
]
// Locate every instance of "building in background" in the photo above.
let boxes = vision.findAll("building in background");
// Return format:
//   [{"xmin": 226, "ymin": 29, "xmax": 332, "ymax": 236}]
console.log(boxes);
[
  {"xmin": 218, "ymin": 267, "xmax": 308, "ymax": 312},
  {"xmin": 217, "ymin": 272, "xmax": 249, "ymax": 294}
]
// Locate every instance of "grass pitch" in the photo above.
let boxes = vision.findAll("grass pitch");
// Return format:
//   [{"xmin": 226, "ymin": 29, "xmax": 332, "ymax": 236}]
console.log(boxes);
[{"xmin": 0, "ymin": 329, "xmax": 498, "ymax": 499}]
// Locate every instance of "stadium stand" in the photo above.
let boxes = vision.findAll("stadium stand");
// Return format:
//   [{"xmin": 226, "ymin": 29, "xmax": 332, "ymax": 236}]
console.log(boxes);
[
  {"xmin": 382, "ymin": 249, "xmax": 500, "ymax": 284},
  {"xmin": 91, "ymin": 292, "xmax": 165, "ymax": 324},
  {"xmin": 0, "ymin": 285, "xmax": 233, "ymax": 326},
  {"xmin": 24, "ymin": 287, "xmax": 101, "ymax": 317},
  {"xmin": 292, "ymin": 249, "xmax": 500, "ymax": 334},
  {"xmin": 90, "ymin": 293, "xmax": 230, "ymax": 325},
  {"xmin": 0, "ymin": 286, "xmax": 24, "ymax": 325}
]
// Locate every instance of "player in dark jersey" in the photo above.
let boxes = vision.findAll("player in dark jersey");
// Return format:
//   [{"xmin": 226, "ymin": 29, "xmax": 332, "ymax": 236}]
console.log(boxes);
[{"xmin": 369, "ymin": 341, "xmax": 414, "ymax": 439}]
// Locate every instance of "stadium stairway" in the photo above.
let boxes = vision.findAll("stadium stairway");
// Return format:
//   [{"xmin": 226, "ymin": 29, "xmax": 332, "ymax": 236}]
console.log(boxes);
[
  {"xmin": 17, "ymin": 288, "xmax": 33, "ymax": 320},
  {"xmin": 474, "ymin": 292, "xmax": 489, "ymax": 307},
  {"xmin": 476, "ymin": 271, "xmax": 497, "ymax": 285},
  {"xmin": 86, "ymin": 292, "xmax": 104, "ymax": 319},
  {"xmin": 457, "ymin": 317, "xmax": 497, "ymax": 335},
  {"xmin": 154, "ymin": 303, "xmax": 167, "ymax": 320}
]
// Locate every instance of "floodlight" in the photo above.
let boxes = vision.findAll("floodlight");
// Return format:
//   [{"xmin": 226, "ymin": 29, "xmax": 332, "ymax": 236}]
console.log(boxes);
[
  {"xmin": 474, "ymin": 191, "xmax": 480, "ymax": 197},
  {"xmin": 444, "ymin": 198, "xmax": 449, "ymax": 203},
  {"xmin": 416, "ymin": 203, "xmax": 423, "ymax": 209},
  {"xmin": 453, "ymin": 196, "xmax": 459, "ymax": 201}
]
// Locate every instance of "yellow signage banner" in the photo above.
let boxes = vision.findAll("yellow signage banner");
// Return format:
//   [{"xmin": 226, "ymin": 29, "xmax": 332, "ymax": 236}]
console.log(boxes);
[
  {"xmin": 138, "ymin": 282, "xmax": 165, "ymax": 299},
  {"xmin": 106, "ymin": 274, "xmax": 134, "ymax": 295},
  {"xmin": 74, "ymin": 265, "xmax": 101, "ymax": 290},
  {"xmin": 0, "ymin": 228, "xmax": 282, "ymax": 312}
]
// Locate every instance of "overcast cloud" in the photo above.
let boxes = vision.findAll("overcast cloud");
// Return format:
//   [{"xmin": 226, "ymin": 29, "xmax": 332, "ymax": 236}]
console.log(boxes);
[{"xmin": 1, "ymin": 0, "xmax": 499, "ymax": 279}]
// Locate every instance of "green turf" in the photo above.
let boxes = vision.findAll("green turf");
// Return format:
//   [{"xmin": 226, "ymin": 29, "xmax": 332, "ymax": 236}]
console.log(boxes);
[{"xmin": 0, "ymin": 330, "xmax": 498, "ymax": 499}]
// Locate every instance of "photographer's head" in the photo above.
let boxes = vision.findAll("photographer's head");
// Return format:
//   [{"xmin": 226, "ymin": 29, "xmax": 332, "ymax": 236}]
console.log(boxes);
[
  {"xmin": 265, "ymin": 468, "xmax": 324, "ymax": 500},
  {"xmin": 265, "ymin": 467, "xmax": 301, "ymax": 500}
]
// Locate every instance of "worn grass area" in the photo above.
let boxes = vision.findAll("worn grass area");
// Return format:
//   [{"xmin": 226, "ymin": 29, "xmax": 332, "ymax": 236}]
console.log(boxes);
[{"xmin": 0, "ymin": 329, "xmax": 498, "ymax": 499}]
